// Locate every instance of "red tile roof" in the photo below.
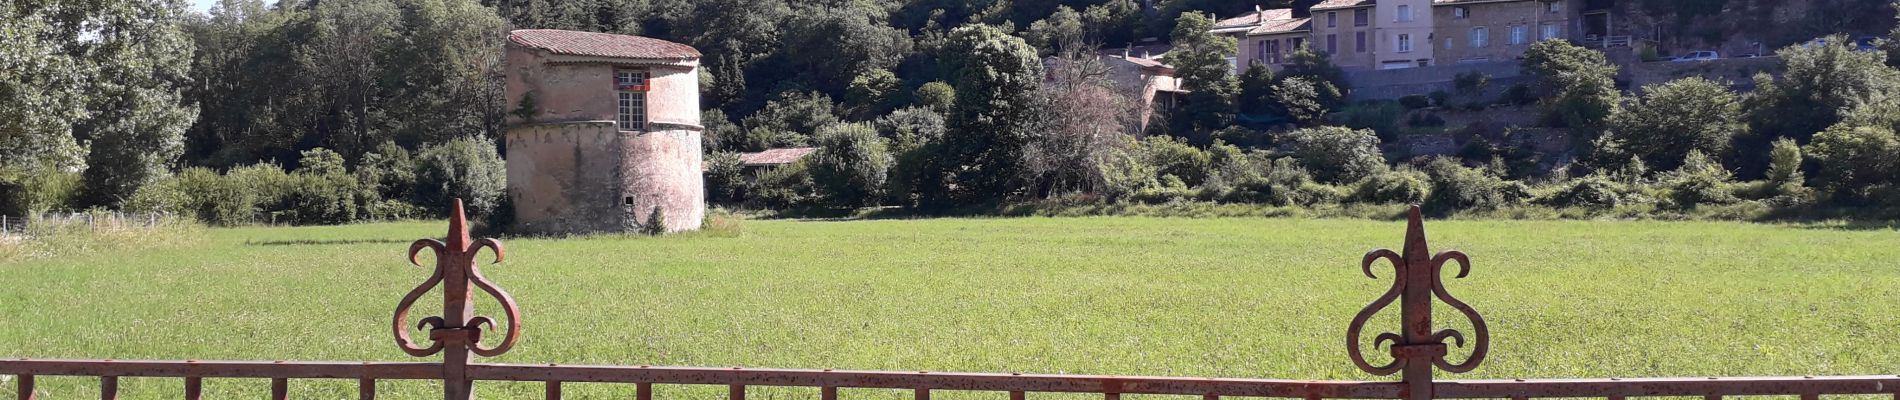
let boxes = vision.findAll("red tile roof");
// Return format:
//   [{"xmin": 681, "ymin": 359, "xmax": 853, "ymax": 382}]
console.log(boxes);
[
  {"xmin": 1250, "ymin": 17, "xmax": 1313, "ymax": 35},
  {"xmin": 1313, "ymin": 0, "xmax": 1376, "ymax": 10},
  {"xmin": 508, "ymin": 29, "xmax": 701, "ymax": 60},
  {"xmin": 738, "ymin": 148, "xmax": 817, "ymax": 166}
]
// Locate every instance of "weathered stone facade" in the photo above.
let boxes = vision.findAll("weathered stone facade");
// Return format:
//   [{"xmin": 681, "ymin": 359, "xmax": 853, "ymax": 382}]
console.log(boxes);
[
  {"xmin": 503, "ymin": 29, "xmax": 705, "ymax": 235},
  {"xmin": 1311, "ymin": 2, "xmax": 1379, "ymax": 70},
  {"xmin": 1433, "ymin": 0, "xmax": 1579, "ymax": 65}
]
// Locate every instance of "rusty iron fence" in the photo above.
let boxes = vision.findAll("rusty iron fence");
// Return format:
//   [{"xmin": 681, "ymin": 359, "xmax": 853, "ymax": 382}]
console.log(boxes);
[{"xmin": 3, "ymin": 200, "xmax": 1897, "ymax": 400}]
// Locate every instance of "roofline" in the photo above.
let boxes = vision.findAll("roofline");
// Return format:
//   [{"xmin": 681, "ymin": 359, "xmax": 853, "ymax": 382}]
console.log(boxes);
[
  {"xmin": 504, "ymin": 33, "xmax": 703, "ymax": 62},
  {"xmin": 1433, "ymin": 0, "xmax": 1540, "ymax": 6},
  {"xmin": 1248, "ymin": 29, "xmax": 1314, "ymax": 36},
  {"xmin": 1311, "ymin": 3, "xmax": 1375, "ymax": 11}
]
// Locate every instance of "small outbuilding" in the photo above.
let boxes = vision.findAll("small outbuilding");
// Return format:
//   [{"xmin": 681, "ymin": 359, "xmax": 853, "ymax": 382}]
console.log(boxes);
[{"xmin": 503, "ymin": 29, "xmax": 705, "ymax": 235}]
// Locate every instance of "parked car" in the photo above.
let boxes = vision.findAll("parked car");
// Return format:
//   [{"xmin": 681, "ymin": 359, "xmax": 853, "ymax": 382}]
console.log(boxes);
[{"xmin": 1673, "ymin": 51, "xmax": 1720, "ymax": 62}]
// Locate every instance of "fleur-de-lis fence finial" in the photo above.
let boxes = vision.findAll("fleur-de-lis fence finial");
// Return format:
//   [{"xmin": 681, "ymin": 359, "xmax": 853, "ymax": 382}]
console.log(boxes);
[
  {"xmin": 1347, "ymin": 205, "xmax": 1488, "ymax": 400},
  {"xmin": 393, "ymin": 199, "xmax": 520, "ymax": 399}
]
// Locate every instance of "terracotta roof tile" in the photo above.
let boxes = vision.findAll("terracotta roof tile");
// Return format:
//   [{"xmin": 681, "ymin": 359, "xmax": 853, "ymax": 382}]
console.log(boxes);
[
  {"xmin": 1313, "ymin": 0, "xmax": 1376, "ymax": 10},
  {"xmin": 509, "ymin": 29, "xmax": 701, "ymax": 60},
  {"xmin": 1249, "ymin": 17, "xmax": 1312, "ymax": 35},
  {"xmin": 738, "ymin": 148, "xmax": 817, "ymax": 166},
  {"xmin": 1213, "ymin": 8, "xmax": 1296, "ymax": 29}
]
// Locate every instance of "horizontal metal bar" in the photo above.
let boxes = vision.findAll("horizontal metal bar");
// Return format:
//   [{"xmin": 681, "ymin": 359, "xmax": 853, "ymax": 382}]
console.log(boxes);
[
  {"xmin": 1435, "ymin": 376, "xmax": 1900, "ymax": 398},
  {"xmin": 463, "ymin": 364, "xmax": 1404, "ymax": 398},
  {"xmin": 0, "ymin": 360, "xmax": 442, "ymax": 380}
]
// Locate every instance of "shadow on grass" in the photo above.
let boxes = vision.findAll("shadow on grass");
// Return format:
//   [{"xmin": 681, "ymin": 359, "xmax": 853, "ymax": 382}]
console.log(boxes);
[{"xmin": 247, "ymin": 239, "xmax": 414, "ymax": 246}]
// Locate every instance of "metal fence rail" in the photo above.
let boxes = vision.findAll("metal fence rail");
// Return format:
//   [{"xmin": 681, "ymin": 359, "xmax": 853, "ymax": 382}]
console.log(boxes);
[{"xmin": 2, "ymin": 201, "xmax": 1896, "ymax": 400}]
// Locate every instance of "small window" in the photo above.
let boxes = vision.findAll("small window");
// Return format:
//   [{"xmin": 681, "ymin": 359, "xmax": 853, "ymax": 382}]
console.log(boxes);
[
  {"xmin": 1396, "ymin": 5, "xmax": 1412, "ymax": 22},
  {"xmin": 623, "ymin": 196, "xmax": 635, "ymax": 206},
  {"xmin": 1327, "ymin": 34, "xmax": 1338, "ymax": 54},
  {"xmin": 1398, "ymin": 34, "xmax": 1413, "ymax": 52},
  {"xmin": 1354, "ymin": 9, "xmax": 1370, "ymax": 26},
  {"xmin": 1356, "ymin": 31, "xmax": 1368, "ymax": 52},
  {"xmin": 1470, "ymin": 27, "xmax": 1489, "ymax": 48},
  {"xmin": 1548, "ymin": 1, "xmax": 1563, "ymax": 13},
  {"xmin": 1511, "ymin": 25, "xmax": 1528, "ymax": 45},
  {"xmin": 1453, "ymin": 6, "xmax": 1469, "ymax": 19},
  {"xmin": 614, "ymin": 69, "xmax": 649, "ymax": 131},
  {"xmin": 1542, "ymin": 23, "xmax": 1560, "ymax": 40},
  {"xmin": 1327, "ymin": 12, "xmax": 1338, "ymax": 28}
]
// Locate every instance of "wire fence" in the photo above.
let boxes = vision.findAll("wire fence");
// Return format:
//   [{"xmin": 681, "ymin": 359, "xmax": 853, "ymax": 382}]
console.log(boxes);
[{"xmin": 0, "ymin": 212, "xmax": 174, "ymax": 238}]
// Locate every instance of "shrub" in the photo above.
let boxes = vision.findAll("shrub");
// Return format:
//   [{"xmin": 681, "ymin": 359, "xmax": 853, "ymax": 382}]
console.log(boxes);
[
  {"xmin": 1542, "ymin": 175, "xmax": 1624, "ymax": 209},
  {"xmin": 641, "ymin": 205, "xmax": 666, "ymax": 235},
  {"xmin": 704, "ymin": 152, "xmax": 746, "ymax": 204},
  {"xmin": 1420, "ymin": 157, "xmax": 1519, "ymax": 212},
  {"xmin": 1399, "ymin": 95, "xmax": 1432, "ymax": 110},
  {"xmin": 913, "ymin": 81, "xmax": 956, "ymax": 112},
  {"xmin": 1142, "ymin": 136, "xmax": 1211, "ymax": 187},
  {"xmin": 1661, "ymin": 150, "xmax": 1738, "ymax": 209},
  {"xmin": 1499, "ymin": 83, "xmax": 1536, "ymax": 106},
  {"xmin": 1335, "ymin": 101, "xmax": 1404, "ymax": 141},
  {"xmin": 281, "ymin": 148, "xmax": 360, "ymax": 225},
  {"xmin": 357, "ymin": 142, "xmax": 417, "ymax": 202},
  {"xmin": 216, "ymin": 163, "xmax": 295, "ymax": 225},
  {"xmin": 1806, "ymin": 124, "xmax": 1900, "ymax": 203},
  {"xmin": 1349, "ymin": 168, "xmax": 1432, "ymax": 205},
  {"xmin": 752, "ymin": 161, "xmax": 814, "ymax": 209},
  {"xmin": 809, "ymin": 123, "xmax": 893, "ymax": 208},
  {"xmin": 414, "ymin": 137, "xmax": 507, "ymax": 217},
  {"xmin": 1288, "ymin": 126, "xmax": 1386, "ymax": 184}
]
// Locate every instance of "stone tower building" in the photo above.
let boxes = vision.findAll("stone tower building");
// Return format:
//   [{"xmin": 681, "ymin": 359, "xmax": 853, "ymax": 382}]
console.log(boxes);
[{"xmin": 502, "ymin": 29, "xmax": 704, "ymax": 235}]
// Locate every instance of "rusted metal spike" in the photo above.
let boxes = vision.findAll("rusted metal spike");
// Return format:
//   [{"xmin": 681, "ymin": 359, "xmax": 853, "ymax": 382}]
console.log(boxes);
[
  {"xmin": 1401, "ymin": 206, "xmax": 1431, "ymax": 265},
  {"xmin": 358, "ymin": 378, "xmax": 375, "ymax": 400},
  {"xmin": 100, "ymin": 376, "xmax": 117, "ymax": 400},
  {"xmin": 17, "ymin": 374, "xmax": 33, "ymax": 400},
  {"xmin": 1348, "ymin": 205, "xmax": 1488, "ymax": 400}
]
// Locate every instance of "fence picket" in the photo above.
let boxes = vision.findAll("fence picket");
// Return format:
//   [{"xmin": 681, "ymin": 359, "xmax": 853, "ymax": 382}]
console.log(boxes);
[
  {"xmin": 271, "ymin": 378, "xmax": 287, "ymax": 400},
  {"xmin": 184, "ymin": 377, "xmax": 201, "ymax": 400},
  {"xmin": 358, "ymin": 378, "xmax": 375, "ymax": 400},
  {"xmin": 16, "ymin": 374, "xmax": 32, "ymax": 400},
  {"xmin": 100, "ymin": 376, "xmax": 117, "ymax": 400}
]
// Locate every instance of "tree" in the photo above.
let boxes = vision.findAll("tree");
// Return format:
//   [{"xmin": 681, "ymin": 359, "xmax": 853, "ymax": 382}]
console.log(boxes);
[
  {"xmin": 1606, "ymin": 77, "xmax": 1742, "ymax": 171},
  {"xmin": 913, "ymin": 81, "xmax": 956, "ymax": 112},
  {"xmin": 1162, "ymin": 12, "xmax": 1239, "ymax": 138},
  {"xmin": 1236, "ymin": 63, "xmax": 1277, "ymax": 115},
  {"xmin": 742, "ymin": 91, "xmax": 841, "ymax": 151},
  {"xmin": 1747, "ymin": 35, "xmax": 1898, "ymax": 144},
  {"xmin": 772, "ymin": 3, "xmax": 913, "ymax": 99},
  {"xmin": 1289, "ymin": 126, "xmax": 1387, "ymax": 184},
  {"xmin": 1766, "ymin": 137, "xmax": 1807, "ymax": 193},
  {"xmin": 935, "ymin": 25, "xmax": 1044, "ymax": 207},
  {"xmin": 60, "ymin": 0, "xmax": 199, "ymax": 208},
  {"xmin": 1028, "ymin": 47, "xmax": 1139, "ymax": 196},
  {"xmin": 810, "ymin": 123, "xmax": 894, "ymax": 208},
  {"xmin": 876, "ymin": 107, "xmax": 948, "ymax": 207},
  {"xmin": 1522, "ymin": 40, "xmax": 1620, "ymax": 144},
  {"xmin": 1273, "ymin": 77, "xmax": 1338, "ymax": 127},
  {"xmin": 414, "ymin": 136, "xmax": 507, "ymax": 216},
  {"xmin": 0, "ymin": 5, "xmax": 89, "ymax": 191},
  {"xmin": 845, "ymin": 68, "xmax": 901, "ymax": 121},
  {"xmin": 1278, "ymin": 47, "xmax": 1350, "ymax": 109}
]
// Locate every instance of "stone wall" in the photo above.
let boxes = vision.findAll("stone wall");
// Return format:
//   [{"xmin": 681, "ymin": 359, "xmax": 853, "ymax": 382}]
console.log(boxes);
[
  {"xmin": 505, "ymin": 122, "xmax": 705, "ymax": 235},
  {"xmin": 1344, "ymin": 60, "xmax": 1525, "ymax": 101}
]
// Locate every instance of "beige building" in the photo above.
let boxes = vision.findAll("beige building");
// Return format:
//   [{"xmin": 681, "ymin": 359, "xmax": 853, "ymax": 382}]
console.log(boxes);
[
  {"xmin": 1374, "ymin": 0, "xmax": 1437, "ymax": 69},
  {"xmin": 1432, "ymin": 0, "xmax": 1579, "ymax": 65},
  {"xmin": 1310, "ymin": 0, "xmax": 1379, "ymax": 70},
  {"xmin": 503, "ymin": 29, "xmax": 706, "ymax": 235},
  {"xmin": 1212, "ymin": 7, "xmax": 1312, "ymax": 73}
]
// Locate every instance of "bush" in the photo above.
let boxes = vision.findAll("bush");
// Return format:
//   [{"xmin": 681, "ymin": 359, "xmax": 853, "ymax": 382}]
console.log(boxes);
[
  {"xmin": 1335, "ymin": 101, "xmax": 1404, "ymax": 141},
  {"xmin": 1142, "ymin": 136, "xmax": 1211, "ymax": 187},
  {"xmin": 357, "ymin": 142, "xmax": 417, "ymax": 202},
  {"xmin": 705, "ymin": 152, "xmax": 746, "ymax": 204},
  {"xmin": 1288, "ymin": 126, "xmax": 1386, "ymax": 184},
  {"xmin": 281, "ymin": 148, "xmax": 360, "ymax": 225},
  {"xmin": 1542, "ymin": 175, "xmax": 1624, "ymax": 209},
  {"xmin": 414, "ymin": 137, "xmax": 507, "ymax": 217},
  {"xmin": 1661, "ymin": 150, "xmax": 1738, "ymax": 209},
  {"xmin": 1349, "ymin": 168, "xmax": 1432, "ymax": 205},
  {"xmin": 1806, "ymin": 124, "xmax": 1900, "ymax": 203},
  {"xmin": 218, "ymin": 163, "xmax": 295, "ymax": 225},
  {"xmin": 753, "ymin": 161, "xmax": 815, "ymax": 209},
  {"xmin": 1420, "ymin": 157, "xmax": 1520, "ymax": 212},
  {"xmin": 1499, "ymin": 83, "xmax": 1536, "ymax": 106},
  {"xmin": 809, "ymin": 123, "xmax": 893, "ymax": 208},
  {"xmin": 1399, "ymin": 95, "xmax": 1432, "ymax": 110}
]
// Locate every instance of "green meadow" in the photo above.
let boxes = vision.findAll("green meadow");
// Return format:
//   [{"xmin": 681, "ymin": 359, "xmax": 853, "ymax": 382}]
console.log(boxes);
[{"xmin": 2, "ymin": 217, "xmax": 1897, "ymax": 399}]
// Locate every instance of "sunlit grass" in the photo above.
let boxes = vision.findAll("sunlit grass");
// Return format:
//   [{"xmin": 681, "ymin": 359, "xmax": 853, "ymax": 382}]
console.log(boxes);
[{"xmin": 1, "ymin": 216, "xmax": 1896, "ymax": 399}]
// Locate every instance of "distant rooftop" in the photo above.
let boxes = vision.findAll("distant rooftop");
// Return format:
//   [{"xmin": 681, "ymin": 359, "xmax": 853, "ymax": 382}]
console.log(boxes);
[
  {"xmin": 508, "ymin": 29, "xmax": 701, "ymax": 60},
  {"xmin": 1312, "ymin": 0, "xmax": 1376, "ymax": 10}
]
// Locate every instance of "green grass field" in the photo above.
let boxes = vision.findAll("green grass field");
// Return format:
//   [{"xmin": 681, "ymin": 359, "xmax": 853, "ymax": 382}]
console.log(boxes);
[{"xmin": 2, "ymin": 216, "xmax": 1898, "ymax": 399}]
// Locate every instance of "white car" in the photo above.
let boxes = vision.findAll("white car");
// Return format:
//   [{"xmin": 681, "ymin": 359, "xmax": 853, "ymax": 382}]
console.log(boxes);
[{"xmin": 1673, "ymin": 51, "xmax": 1720, "ymax": 62}]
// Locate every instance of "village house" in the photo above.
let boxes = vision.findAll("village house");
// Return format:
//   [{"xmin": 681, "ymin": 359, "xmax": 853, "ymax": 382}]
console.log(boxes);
[
  {"xmin": 1043, "ymin": 43, "xmax": 1185, "ymax": 131},
  {"xmin": 502, "ymin": 29, "xmax": 706, "ymax": 235},
  {"xmin": 1432, "ymin": 0, "xmax": 1580, "ymax": 65},
  {"xmin": 1211, "ymin": 0, "xmax": 1617, "ymax": 72}
]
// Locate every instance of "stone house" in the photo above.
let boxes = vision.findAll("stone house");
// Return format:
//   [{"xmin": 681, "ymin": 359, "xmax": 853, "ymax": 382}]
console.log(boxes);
[
  {"xmin": 502, "ymin": 29, "xmax": 705, "ymax": 235},
  {"xmin": 1212, "ymin": 7, "xmax": 1311, "ymax": 73},
  {"xmin": 1432, "ymin": 0, "xmax": 1580, "ymax": 65},
  {"xmin": 1310, "ymin": 0, "xmax": 1379, "ymax": 70},
  {"xmin": 1374, "ymin": 0, "xmax": 1438, "ymax": 69},
  {"xmin": 1043, "ymin": 47, "xmax": 1185, "ymax": 131}
]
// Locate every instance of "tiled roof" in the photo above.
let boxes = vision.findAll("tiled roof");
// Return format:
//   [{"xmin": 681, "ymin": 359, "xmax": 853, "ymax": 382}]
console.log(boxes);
[
  {"xmin": 738, "ymin": 148, "xmax": 817, "ymax": 166},
  {"xmin": 508, "ymin": 29, "xmax": 701, "ymax": 60},
  {"xmin": 1250, "ymin": 17, "xmax": 1312, "ymax": 35},
  {"xmin": 1312, "ymin": 0, "xmax": 1376, "ymax": 10},
  {"xmin": 1433, "ymin": 0, "xmax": 1529, "ymax": 4},
  {"xmin": 1213, "ymin": 8, "xmax": 1295, "ymax": 30}
]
